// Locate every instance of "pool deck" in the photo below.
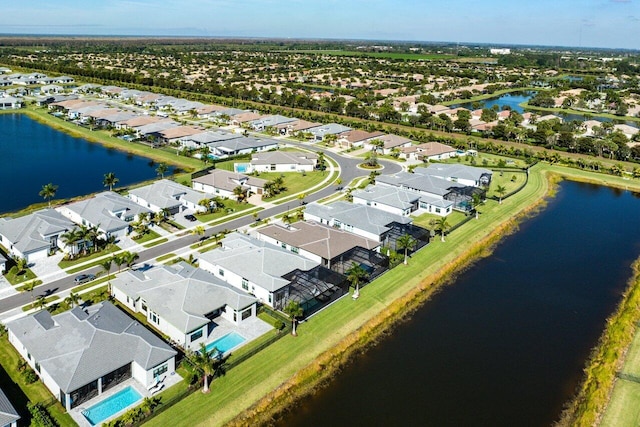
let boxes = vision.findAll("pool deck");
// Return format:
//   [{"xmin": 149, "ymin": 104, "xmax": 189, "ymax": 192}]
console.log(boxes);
[
  {"xmin": 69, "ymin": 373, "xmax": 183, "ymax": 426},
  {"xmin": 203, "ymin": 315, "xmax": 272, "ymax": 355}
]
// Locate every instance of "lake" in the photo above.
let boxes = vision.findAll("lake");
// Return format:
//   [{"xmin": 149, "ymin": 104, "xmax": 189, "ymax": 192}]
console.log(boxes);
[
  {"xmin": 278, "ymin": 181, "xmax": 640, "ymax": 426},
  {"xmin": 453, "ymin": 92, "xmax": 638, "ymax": 128},
  {"xmin": 0, "ymin": 113, "xmax": 172, "ymax": 214}
]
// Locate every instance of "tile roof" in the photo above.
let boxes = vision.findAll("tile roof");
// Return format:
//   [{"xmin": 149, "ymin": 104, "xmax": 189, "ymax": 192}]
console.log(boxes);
[{"xmin": 0, "ymin": 209, "xmax": 76, "ymax": 255}]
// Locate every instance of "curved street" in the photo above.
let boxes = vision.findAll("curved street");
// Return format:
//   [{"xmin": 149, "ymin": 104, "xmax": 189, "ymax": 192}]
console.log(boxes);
[{"xmin": 0, "ymin": 146, "xmax": 404, "ymax": 316}]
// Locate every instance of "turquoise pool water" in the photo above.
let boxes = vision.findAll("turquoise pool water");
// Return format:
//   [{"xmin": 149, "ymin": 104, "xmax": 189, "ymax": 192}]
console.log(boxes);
[
  {"xmin": 205, "ymin": 331, "xmax": 246, "ymax": 354},
  {"xmin": 235, "ymin": 163, "xmax": 250, "ymax": 173},
  {"xmin": 82, "ymin": 386, "xmax": 142, "ymax": 425}
]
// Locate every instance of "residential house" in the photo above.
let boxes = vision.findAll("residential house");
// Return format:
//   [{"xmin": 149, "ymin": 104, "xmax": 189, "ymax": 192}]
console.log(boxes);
[
  {"xmin": 207, "ymin": 136, "xmax": 278, "ymax": 158},
  {"xmin": 0, "ymin": 254, "xmax": 6, "ymax": 274},
  {"xmin": 613, "ymin": 124, "xmax": 639, "ymax": 139},
  {"xmin": 306, "ymin": 123, "xmax": 352, "ymax": 142},
  {"xmin": 353, "ymin": 183, "xmax": 453, "ymax": 217},
  {"xmin": 418, "ymin": 164, "xmax": 492, "ymax": 188},
  {"xmin": 249, "ymin": 151, "xmax": 318, "ymax": 173},
  {"xmin": 0, "ymin": 96, "xmax": 21, "ymax": 110},
  {"xmin": 199, "ymin": 232, "xmax": 319, "ymax": 308},
  {"xmin": 192, "ymin": 169, "xmax": 267, "ymax": 198},
  {"xmin": 399, "ymin": 141, "xmax": 458, "ymax": 161},
  {"xmin": 111, "ymin": 262, "xmax": 257, "ymax": 350},
  {"xmin": 128, "ymin": 179, "xmax": 213, "ymax": 215},
  {"xmin": 57, "ymin": 192, "xmax": 151, "ymax": 240},
  {"xmin": 337, "ymin": 130, "xmax": 385, "ymax": 148},
  {"xmin": 180, "ymin": 130, "xmax": 242, "ymax": 150},
  {"xmin": 0, "ymin": 387, "xmax": 20, "ymax": 427},
  {"xmin": 0, "ymin": 209, "xmax": 81, "ymax": 264},
  {"xmin": 257, "ymin": 221, "xmax": 379, "ymax": 268},
  {"xmin": 230, "ymin": 111, "xmax": 263, "ymax": 126},
  {"xmin": 6, "ymin": 302, "xmax": 176, "ymax": 411},
  {"xmin": 274, "ymin": 119, "xmax": 322, "ymax": 136},
  {"xmin": 156, "ymin": 126, "xmax": 204, "ymax": 145},
  {"xmin": 364, "ymin": 134, "xmax": 413, "ymax": 155},
  {"xmin": 249, "ymin": 115, "xmax": 297, "ymax": 132},
  {"xmin": 304, "ymin": 201, "xmax": 412, "ymax": 242}
]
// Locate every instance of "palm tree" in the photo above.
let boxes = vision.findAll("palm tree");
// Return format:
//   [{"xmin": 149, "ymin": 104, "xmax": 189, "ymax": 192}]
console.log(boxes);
[
  {"xmin": 39, "ymin": 183, "xmax": 58, "ymax": 208},
  {"xmin": 192, "ymin": 226, "xmax": 206, "ymax": 245},
  {"xmin": 75, "ymin": 225, "xmax": 91, "ymax": 255},
  {"xmin": 396, "ymin": 234, "xmax": 417, "ymax": 265},
  {"xmin": 471, "ymin": 193, "xmax": 483, "ymax": 219},
  {"xmin": 495, "ymin": 185, "xmax": 507, "ymax": 204},
  {"xmin": 156, "ymin": 163, "xmax": 169, "ymax": 178},
  {"xmin": 99, "ymin": 259, "xmax": 112, "ymax": 277},
  {"xmin": 436, "ymin": 217, "xmax": 451, "ymax": 243},
  {"xmin": 346, "ymin": 262, "xmax": 368, "ymax": 297},
  {"xmin": 22, "ymin": 280, "xmax": 35, "ymax": 302},
  {"xmin": 233, "ymin": 186, "xmax": 248, "ymax": 203},
  {"xmin": 65, "ymin": 292, "xmax": 81, "ymax": 309},
  {"xmin": 103, "ymin": 172, "xmax": 119, "ymax": 191},
  {"xmin": 200, "ymin": 146, "xmax": 211, "ymax": 164},
  {"xmin": 14, "ymin": 257, "xmax": 28, "ymax": 276},
  {"xmin": 189, "ymin": 343, "xmax": 224, "ymax": 393},
  {"xmin": 112, "ymin": 254, "xmax": 126, "ymax": 273},
  {"xmin": 34, "ymin": 295, "xmax": 47, "ymax": 311},
  {"xmin": 284, "ymin": 301, "xmax": 303, "ymax": 336},
  {"xmin": 124, "ymin": 251, "xmax": 139, "ymax": 268}
]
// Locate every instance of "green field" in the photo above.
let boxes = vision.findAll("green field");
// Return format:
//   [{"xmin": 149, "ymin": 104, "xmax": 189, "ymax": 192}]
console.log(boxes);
[{"xmin": 601, "ymin": 332, "xmax": 640, "ymax": 426}]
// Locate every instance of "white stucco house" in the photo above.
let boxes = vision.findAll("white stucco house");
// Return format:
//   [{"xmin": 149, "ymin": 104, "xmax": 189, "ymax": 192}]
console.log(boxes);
[
  {"xmin": 128, "ymin": 179, "xmax": 213, "ymax": 215},
  {"xmin": 192, "ymin": 169, "xmax": 267, "ymax": 199},
  {"xmin": 57, "ymin": 192, "xmax": 151, "ymax": 240},
  {"xmin": 352, "ymin": 184, "xmax": 453, "ymax": 217},
  {"xmin": 111, "ymin": 262, "xmax": 257, "ymax": 351},
  {"xmin": 198, "ymin": 232, "xmax": 319, "ymax": 308},
  {"xmin": 0, "ymin": 209, "xmax": 81, "ymax": 264},
  {"xmin": 6, "ymin": 302, "xmax": 176, "ymax": 411},
  {"xmin": 248, "ymin": 151, "xmax": 318, "ymax": 173}
]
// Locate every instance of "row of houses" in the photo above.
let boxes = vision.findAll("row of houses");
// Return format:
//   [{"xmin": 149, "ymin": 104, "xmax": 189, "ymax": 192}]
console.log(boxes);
[{"xmin": 0, "ymin": 72, "xmax": 74, "ymax": 88}]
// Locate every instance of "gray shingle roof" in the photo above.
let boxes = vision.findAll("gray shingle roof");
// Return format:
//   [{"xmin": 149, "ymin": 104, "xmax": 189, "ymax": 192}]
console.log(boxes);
[
  {"xmin": 353, "ymin": 185, "xmax": 452, "ymax": 209},
  {"xmin": 61, "ymin": 192, "xmax": 151, "ymax": 233},
  {"xmin": 209, "ymin": 136, "xmax": 278, "ymax": 154},
  {"xmin": 0, "ymin": 387, "xmax": 20, "ymax": 427},
  {"xmin": 192, "ymin": 170, "xmax": 267, "ymax": 193},
  {"xmin": 417, "ymin": 164, "xmax": 492, "ymax": 183},
  {"xmin": 250, "ymin": 151, "xmax": 317, "ymax": 166},
  {"xmin": 129, "ymin": 179, "xmax": 211, "ymax": 210},
  {"xmin": 306, "ymin": 123, "xmax": 352, "ymax": 137},
  {"xmin": 304, "ymin": 201, "xmax": 411, "ymax": 237},
  {"xmin": 111, "ymin": 262, "xmax": 257, "ymax": 334},
  {"xmin": 200, "ymin": 232, "xmax": 319, "ymax": 292},
  {"xmin": 258, "ymin": 221, "xmax": 379, "ymax": 261},
  {"xmin": 376, "ymin": 171, "xmax": 465, "ymax": 197},
  {"xmin": 0, "ymin": 209, "xmax": 76, "ymax": 255},
  {"xmin": 6, "ymin": 302, "xmax": 176, "ymax": 394}
]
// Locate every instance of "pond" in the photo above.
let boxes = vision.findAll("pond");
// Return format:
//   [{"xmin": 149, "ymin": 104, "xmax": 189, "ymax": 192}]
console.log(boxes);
[
  {"xmin": 452, "ymin": 91, "xmax": 536, "ymax": 114},
  {"xmin": 277, "ymin": 181, "xmax": 640, "ymax": 426},
  {"xmin": 0, "ymin": 113, "xmax": 175, "ymax": 214}
]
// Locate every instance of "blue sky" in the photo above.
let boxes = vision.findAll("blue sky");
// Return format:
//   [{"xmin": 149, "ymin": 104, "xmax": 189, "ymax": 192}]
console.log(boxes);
[{"xmin": 1, "ymin": 0, "xmax": 638, "ymax": 49}]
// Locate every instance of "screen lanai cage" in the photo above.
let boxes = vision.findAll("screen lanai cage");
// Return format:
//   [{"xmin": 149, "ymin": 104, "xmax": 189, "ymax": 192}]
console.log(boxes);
[
  {"xmin": 276, "ymin": 265, "xmax": 349, "ymax": 317},
  {"xmin": 330, "ymin": 246, "xmax": 390, "ymax": 282},
  {"xmin": 382, "ymin": 222, "xmax": 431, "ymax": 256}
]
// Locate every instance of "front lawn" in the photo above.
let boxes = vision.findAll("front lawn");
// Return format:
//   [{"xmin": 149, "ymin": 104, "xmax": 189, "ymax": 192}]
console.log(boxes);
[
  {"xmin": 196, "ymin": 200, "xmax": 255, "ymax": 223},
  {"xmin": 5, "ymin": 265, "xmax": 38, "ymax": 286},
  {"xmin": 57, "ymin": 244, "xmax": 120, "ymax": 270}
]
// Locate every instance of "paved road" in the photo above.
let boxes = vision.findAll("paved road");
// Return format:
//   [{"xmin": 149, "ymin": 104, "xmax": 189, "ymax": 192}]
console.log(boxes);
[{"xmin": 0, "ymin": 146, "xmax": 403, "ymax": 314}]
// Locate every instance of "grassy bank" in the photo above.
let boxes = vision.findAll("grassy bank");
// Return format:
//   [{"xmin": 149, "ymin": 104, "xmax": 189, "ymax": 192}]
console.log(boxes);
[
  {"xmin": 145, "ymin": 163, "xmax": 554, "ymax": 427},
  {"xmin": 556, "ymin": 258, "xmax": 640, "ymax": 427},
  {"xmin": 16, "ymin": 107, "xmax": 203, "ymax": 171}
]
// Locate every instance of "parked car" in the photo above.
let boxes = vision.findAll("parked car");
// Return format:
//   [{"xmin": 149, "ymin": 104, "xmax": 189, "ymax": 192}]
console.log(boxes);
[
  {"xmin": 74, "ymin": 273, "xmax": 96, "ymax": 284},
  {"xmin": 184, "ymin": 214, "xmax": 197, "ymax": 222}
]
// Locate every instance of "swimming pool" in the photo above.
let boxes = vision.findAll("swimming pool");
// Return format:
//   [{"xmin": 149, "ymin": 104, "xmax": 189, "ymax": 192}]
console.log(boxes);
[
  {"xmin": 204, "ymin": 331, "xmax": 246, "ymax": 355},
  {"xmin": 82, "ymin": 385, "xmax": 142, "ymax": 426},
  {"xmin": 234, "ymin": 163, "xmax": 250, "ymax": 173}
]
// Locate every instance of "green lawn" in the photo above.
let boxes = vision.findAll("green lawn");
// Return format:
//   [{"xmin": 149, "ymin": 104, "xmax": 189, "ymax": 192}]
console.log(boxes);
[
  {"xmin": 145, "ymin": 163, "xmax": 555, "ymax": 427},
  {"xmin": 600, "ymin": 380, "xmax": 640, "ymax": 427},
  {"xmin": 440, "ymin": 152, "xmax": 528, "ymax": 169},
  {"xmin": 600, "ymin": 329, "xmax": 640, "ymax": 426},
  {"xmin": 412, "ymin": 210, "xmax": 468, "ymax": 230},
  {"xmin": 0, "ymin": 336, "xmax": 75, "ymax": 427},
  {"xmin": 195, "ymin": 200, "xmax": 255, "ymax": 223},
  {"xmin": 134, "ymin": 230, "xmax": 168, "ymax": 247},
  {"xmin": 487, "ymin": 171, "xmax": 527, "ymax": 198},
  {"xmin": 57, "ymin": 245, "xmax": 120, "ymax": 270},
  {"xmin": 5, "ymin": 265, "xmax": 38, "ymax": 286}
]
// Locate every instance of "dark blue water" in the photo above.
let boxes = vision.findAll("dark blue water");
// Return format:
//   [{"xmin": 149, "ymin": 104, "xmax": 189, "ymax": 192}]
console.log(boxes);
[
  {"xmin": 0, "ymin": 114, "xmax": 173, "ymax": 213},
  {"xmin": 279, "ymin": 181, "xmax": 640, "ymax": 426},
  {"xmin": 453, "ymin": 91, "xmax": 536, "ymax": 113}
]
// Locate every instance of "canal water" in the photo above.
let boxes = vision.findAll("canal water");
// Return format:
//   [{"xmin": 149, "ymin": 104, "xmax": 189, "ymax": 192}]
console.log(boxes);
[
  {"xmin": 0, "ymin": 114, "xmax": 172, "ymax": 214},
  {"xmin": 278, "ymin": 181, "xmax": 640, "ymax": 426}
]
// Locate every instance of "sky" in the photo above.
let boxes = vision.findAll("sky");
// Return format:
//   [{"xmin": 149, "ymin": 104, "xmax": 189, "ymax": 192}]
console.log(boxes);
[{"xmin": 0, "ymin": 0, "xmax": 638, "ymax": 50}]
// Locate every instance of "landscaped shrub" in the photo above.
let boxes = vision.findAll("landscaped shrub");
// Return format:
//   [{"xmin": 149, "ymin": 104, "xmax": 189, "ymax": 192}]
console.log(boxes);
[{"xmin": 27, "ymin": 402, "xmax": 57, "ymax": 427}]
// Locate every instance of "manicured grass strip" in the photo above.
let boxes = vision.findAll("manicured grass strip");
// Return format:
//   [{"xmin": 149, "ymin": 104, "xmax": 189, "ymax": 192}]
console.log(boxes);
[
  {"xmin": 58, "ymin": 245, "xmax": 120, "ymax": 270},
  {"xmin": 21, "ymin": 296, "xmax": 60, "ymax": 311},
  {"xmin": 71, "ymin": 274, "xmax": 115, "ymax": 293},
  {"xmin": 5, "ymin": 266, "xmax": 38, "ymax": 286},
  {"xmin": 156, "ymin": 253, "xmax": 177, "ymax": 262},
  {"xmin": 135, "ymin": 230, "xmax": 168, "ymax": 247},
  {"xmin": 600, "ymin": 379, "xmax": 640, "ymax": 427},
  {"xmin": 0, "ymin": 335, "xmax": 75, "ymax": 427}
]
